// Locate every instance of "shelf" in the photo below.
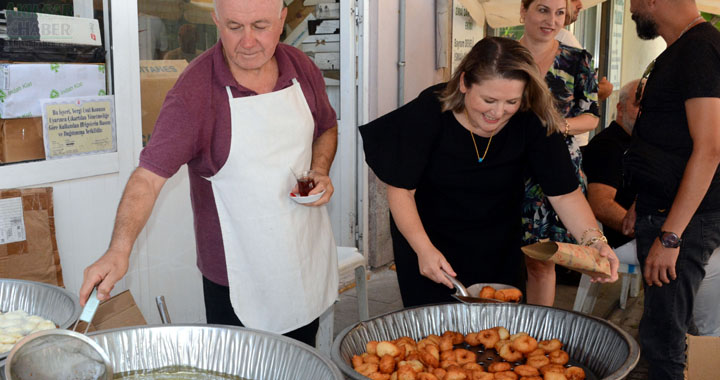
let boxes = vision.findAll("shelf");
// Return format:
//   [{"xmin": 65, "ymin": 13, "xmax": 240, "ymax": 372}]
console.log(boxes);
[{"xmin": 0, "ymin": 152, "xmax": 119, "ymax": 188}]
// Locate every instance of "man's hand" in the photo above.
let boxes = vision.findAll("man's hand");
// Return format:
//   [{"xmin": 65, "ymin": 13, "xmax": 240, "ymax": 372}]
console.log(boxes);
[
  {"xmin": 416, "ymin": 247, "xmax": 456, "ymax": 288},
  {"xmin": 644, "ymin": 239, "xmax": 679, "ymax": 287},
  {"xmin": 598, "ymin": 76, "xmax": 614, "ymax": 102},
  {"xmin": 79, "ymin": 248, "xmax": 130, "ymax": 306},
  {"xmin": 305, "ymin": 171, "xmax": 334, "ymax": 206},
  {"xmin": 622, "ymin": 202, "xmax": 636, "ymax": 237}
]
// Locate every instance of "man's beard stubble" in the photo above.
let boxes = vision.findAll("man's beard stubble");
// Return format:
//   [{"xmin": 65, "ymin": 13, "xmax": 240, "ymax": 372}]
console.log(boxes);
[{"xmin": 632, "ymin": 13, "xmax": 660, "ymax": 40}]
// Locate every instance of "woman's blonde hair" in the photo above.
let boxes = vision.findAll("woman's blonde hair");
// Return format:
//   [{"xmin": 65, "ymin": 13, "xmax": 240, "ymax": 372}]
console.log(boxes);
[{"xmin": 439, "ymin": 37, "xmax": 563, "ymax": 135}]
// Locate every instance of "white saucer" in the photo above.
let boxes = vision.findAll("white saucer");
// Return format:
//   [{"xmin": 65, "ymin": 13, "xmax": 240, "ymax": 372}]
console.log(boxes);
[{"xmin": 289, "ymin": 190, "xmax": 325, "ymax": 204}]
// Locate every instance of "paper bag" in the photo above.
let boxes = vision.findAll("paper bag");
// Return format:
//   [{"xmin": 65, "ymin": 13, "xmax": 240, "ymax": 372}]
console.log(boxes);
[
  {"xmin": 521, "ymin": 241, "xmax": 611, "ymax": 278},
  {"xmin": 0, "ymin": 187, "xmax": 64, "ymax": 286}
]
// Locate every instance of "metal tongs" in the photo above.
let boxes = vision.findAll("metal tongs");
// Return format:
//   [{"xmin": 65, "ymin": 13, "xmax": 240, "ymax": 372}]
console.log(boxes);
[
  {"xmin": 442, "ymin": 270, "xmax": 503, "ymax": 304},
  {"xmin": 72, "ymin": 288, "xmax": 101, "ymax": 333}
]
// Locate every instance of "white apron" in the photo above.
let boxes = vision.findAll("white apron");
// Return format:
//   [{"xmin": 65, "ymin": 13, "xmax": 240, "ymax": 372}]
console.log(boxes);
[{"xmin": 206, "ymin": 79, "xmax": 338, "ymax": 334}]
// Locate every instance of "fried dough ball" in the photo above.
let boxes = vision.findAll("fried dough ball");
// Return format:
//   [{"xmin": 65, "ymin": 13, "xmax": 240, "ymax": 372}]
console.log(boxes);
[
  {"xmin": 443, "ymin": 331, "xmax": 465, "ymax": 345},
  {"xmin": 539, "ymin": 364, "xmax": 566, "ymax": 375},
  {"xmin": 526, "ymin": 348, "xmax": 545, "ymax": 357},
  {"xmin": 439, "ymin": 336, "xmax": 454, "ymax": 351},
  {"xmin": 477, "ymin": 328, "xmax": 500, "ymax": 349},
  {"xmin": 441, "ymin": 350, "xmax": 457, "ymax": 362},
  {"xmin": 432, "ymin": 367, "xmax": 447, "ymax": 379},
  {"xmin": 494, "ymin": 338, "xmax": 510, "ymax": 351},
  {"xmin": 443, "ymin": 366, "xmax": 468, "ymax": 380},
  {"xmin": 462, "ymin": 362, "xmax": 483, "ymax": 371},
  {"xmin": 513, "ymin": 364, "xmax": 540, "ymax": 377},
  {"xmin": 352, "ymin": 354, "xmax": 364, "ymax": 368},
  {"xmin": 494, "ymin": 289, "xmax": 522, "ymax": 302},
  {"xmin": 472, "ymin": 372, "xmax": 494, "ymax": 380},
  {"xmin": 498, "ymin": 343, "xmax": 523, "ymax": 362},
  {"xmin": 406, "ymin": 353, "xmax": 421, "ymax": 362},
  {"xmin": 511, "ymin": 335, "xmax": 538, "ymax": 354},
  {"xmin": 355, "ymin": 362, "xmax": 379, "ymax": 377},
  {"xmin": 426, "ymin": 334, "xmax": 442, "ymax": 346},
  {"xmin": 367, "ymin": 341, "xmax": 379, "ymax": 355},
  {"xmin": 494, "ymin": 370, "xmax": 519, "ymax": 380},
  {"xmin": 564, "ymin": 366, "xmax": 586, "ymax": 380},
  {"xmin": 399, "ymin": 360, "xmax": 425, "ymax": 373},
  {"xmin": 396, "ymin": 336, "xmax": 417, "ymax": 346},
  {"xmin": 464, "ymin": 332, "xmax": 482, "ymax": 346},
  {"xmin": 495, "ymin": 326, "xmax": 510, "ymax": 340},
  {"xmin": 525, "ymin": 354, "xmax": 550, "ymax": 369},
  {"xmin": 509, "ymin": 332, "xmax": 528, "ymax": 341},
  {"xmin": 543, "ymin": 372, "xmax": 569, "ymax": 380},
  {"xmin": 538, "ymin": 339, "xmax": 563, "ymax": 352},
  {"xmin": 548, "ymin": 350, "xmax": 569, "ymax": 365},
  {"xmin": 369, "ymin": 373, "xmax": 392, "ymax": 380},
  {"xmin": 419, "ymin": 344, "xmax": 440, "ymax": 368},
  {"xmin": 378, "ymin": 341, "xmax": 403, "ymax": 358},
  {"xmin": 518, "ymin": 377, "xmax": 543, "ymax": 380},
  {"xmin": 441, "ymin": 360, "xmax": 459, "ymax": 369},
  {"xmin": 379, "ymin": 354, "xmax": 395, "ymax": 374},
  {"xmin": 479, "ymin": 286, "xmax": 496, "ymax": 299},
  {"xmin": 397, "ymin": 365, "xmax": 419, "ymax": 380},
  {"xmin": 363, "ymin": 353, "xmax": 381, "ymax": 364},
  {"xmin": 488, "ymin": 362, "xmax": 511, "ymax": 372},
  {"xmin": 417, "ymin": 373, "xmax": 440, "ymax": 380},
  {"xmin": 454, "ymin": 348, "xmax": 476, "ymax": 365}
]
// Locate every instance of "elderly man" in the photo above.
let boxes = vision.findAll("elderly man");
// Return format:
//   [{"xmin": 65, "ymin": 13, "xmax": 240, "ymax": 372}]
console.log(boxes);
[
  {"xmin": 80, "ymin": 0, "xmax": 339, "ymax": 346},
  {"xmin": 627, "ymin": 0, "xmax": 720, "ymax": 378},
  {"xmin": 583, "ymin": 79, "xmax": 640, "ymax": 248}
]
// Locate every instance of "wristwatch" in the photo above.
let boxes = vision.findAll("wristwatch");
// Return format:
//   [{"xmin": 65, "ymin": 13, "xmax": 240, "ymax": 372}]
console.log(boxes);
[{"xmin": 659, "ymin": 231, "xmax": 682, "ymax": 248}]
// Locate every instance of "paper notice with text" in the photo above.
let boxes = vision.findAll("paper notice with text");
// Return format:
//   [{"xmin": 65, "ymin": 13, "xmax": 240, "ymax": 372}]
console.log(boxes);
[{"xmin": 0, "ymin": 197, "xmax": 26, "ymax": 245}]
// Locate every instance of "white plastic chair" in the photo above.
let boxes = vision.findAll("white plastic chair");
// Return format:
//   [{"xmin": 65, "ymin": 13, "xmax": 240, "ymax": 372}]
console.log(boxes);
[
  {"xmin": 573, "ymin": 239, "xmax": 642, "ymax": 313},
  {"xmin": 316, "ymin": 246, "xmax": 369, "ymax": 354}
]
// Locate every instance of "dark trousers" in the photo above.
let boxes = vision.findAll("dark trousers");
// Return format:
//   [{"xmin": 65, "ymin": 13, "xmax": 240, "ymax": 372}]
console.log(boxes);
[
  {"xmin": 635, "ymin": 212, "xmax": 720, "ymax": 380},
  {"xmin": 202, "ymin": 276, "xmax": 320, "ymax": 347}
]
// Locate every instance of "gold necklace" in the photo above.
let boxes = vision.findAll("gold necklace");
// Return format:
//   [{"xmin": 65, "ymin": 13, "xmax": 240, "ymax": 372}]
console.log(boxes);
[{"xmin": 465, "ymin": 109, "xmax": 495, "ymax": 163}]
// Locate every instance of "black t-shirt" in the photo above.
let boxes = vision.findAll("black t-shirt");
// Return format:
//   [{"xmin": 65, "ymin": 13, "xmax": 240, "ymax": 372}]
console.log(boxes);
[
  {"xmin": 631, "ymin": 22, "xmax": 720, "ymax": 214},
  {"xmin": 360, "ymin": 83, "xmax": 578, "ymax": 306},
  {"xmin": 583, "ymin": 121, "xmax": 633, "ymax": 247}
]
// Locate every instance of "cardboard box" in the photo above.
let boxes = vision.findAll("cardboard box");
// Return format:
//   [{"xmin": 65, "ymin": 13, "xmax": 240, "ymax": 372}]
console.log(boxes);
[
  {"xmin": 0, "ymin": 63, "xmax": 107, "ymax": 119},
  {"xmin": 0, "ymin": 117, "xmax": 45, "ymax": 163},
  {"xmin": 686, "ymin": 334, "xmax": 720, "ymax": 380},
  {"xmin": 0, "ymin": 187, "xmax": 63, "ymax": 287},
  {"xmin": 139, "ymin": 60, "xmax": 188, "ymax": 146},
  {"xmin": 74, "ymin": 290, "xmax": 147, "ymax": 332}
]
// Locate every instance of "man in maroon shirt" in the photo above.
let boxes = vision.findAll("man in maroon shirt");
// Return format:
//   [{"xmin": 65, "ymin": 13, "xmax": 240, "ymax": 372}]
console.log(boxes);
[{"xmin": 79, "ymin": 0, "xmax": 339, "ymax": 346}]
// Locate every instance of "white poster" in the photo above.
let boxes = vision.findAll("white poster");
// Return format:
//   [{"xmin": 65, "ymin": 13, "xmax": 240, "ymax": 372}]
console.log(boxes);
[
  {"xmin": 451, "ymin": 0, "xmax": 485, "ymax": 74},
  {"xmin": 0, "ymin": 197, "xmax": 26, "ymax": 245}
]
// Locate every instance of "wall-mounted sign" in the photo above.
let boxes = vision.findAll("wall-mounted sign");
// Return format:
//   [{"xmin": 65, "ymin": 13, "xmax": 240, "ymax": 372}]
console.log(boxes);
[
  {"xmin": 451, "ymin": 0, "xmax": 484, "ymax": 74},
  {"xmin": 40, "ymin": 95, "xmax": 116, "ymax": 159}
]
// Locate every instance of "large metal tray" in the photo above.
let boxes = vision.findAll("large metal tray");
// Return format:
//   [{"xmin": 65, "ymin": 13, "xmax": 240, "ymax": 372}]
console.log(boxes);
[
  {"xmin": 0, "ymin": 278, "xmax": 81, "ymax": 364},
  {"xmin": 331, "ymin": 303, "xmax": 640, "ymax": 380},
  {"xmin": 87, "ymin": 324, "xmax": 344, "ymax": 380}
]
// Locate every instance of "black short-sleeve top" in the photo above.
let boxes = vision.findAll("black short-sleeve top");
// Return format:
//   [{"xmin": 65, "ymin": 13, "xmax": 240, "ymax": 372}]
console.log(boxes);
[{"xmin": 360, "ymin": 83, "xmax": 578, "ymax": 246}]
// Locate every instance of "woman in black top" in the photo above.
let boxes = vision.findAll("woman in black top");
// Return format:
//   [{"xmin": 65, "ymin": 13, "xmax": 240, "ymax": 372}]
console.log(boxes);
[{"xmin": 360, "ymin": 37, "xmax": 618, "ymax": 307}]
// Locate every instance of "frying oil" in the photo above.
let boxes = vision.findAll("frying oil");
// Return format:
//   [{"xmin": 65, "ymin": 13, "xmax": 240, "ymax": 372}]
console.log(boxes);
[{"xmin": 114, "ymin": 366, "xmax": 252, "ymax": 380}]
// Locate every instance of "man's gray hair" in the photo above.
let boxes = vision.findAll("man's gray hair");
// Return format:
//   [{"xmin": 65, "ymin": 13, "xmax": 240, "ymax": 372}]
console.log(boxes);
[
  {"xmin": 618, "ymin": 79, "xmax": 641, "ymax": 109},
  {"xmin": 213, "ymin": 0, "xmax": 285, "ymax": 18}
]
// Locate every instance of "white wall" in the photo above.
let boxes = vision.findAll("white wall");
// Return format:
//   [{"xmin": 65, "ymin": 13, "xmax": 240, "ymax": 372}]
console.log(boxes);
[{"xmin": 619, "ymin": 1, "xmax": 665, "ymax": 89}]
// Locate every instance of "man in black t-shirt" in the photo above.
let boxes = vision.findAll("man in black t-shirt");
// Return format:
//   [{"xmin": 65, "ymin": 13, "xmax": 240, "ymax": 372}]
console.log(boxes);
[
  {"xmin": 584, "ymin": 79, "xmax": 640, "ymax": 249},
  {"xmin": 628, "ymin": 1, "xmax": 720, "ymax": 379}
]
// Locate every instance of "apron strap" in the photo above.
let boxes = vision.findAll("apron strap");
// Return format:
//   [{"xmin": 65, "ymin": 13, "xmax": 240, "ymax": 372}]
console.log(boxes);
[{"xmin": 225, "ymin": 86, "xmax": 233, "ymax": 99}]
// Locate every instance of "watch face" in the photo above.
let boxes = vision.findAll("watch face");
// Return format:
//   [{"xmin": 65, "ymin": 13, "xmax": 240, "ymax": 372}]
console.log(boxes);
[{"xmin": 661, "ymin": 232, "xmax": 681, "ymax": 248}]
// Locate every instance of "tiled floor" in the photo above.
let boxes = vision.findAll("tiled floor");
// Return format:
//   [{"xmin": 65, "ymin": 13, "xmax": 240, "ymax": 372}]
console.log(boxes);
[{"xmin": 333, "ymin": 265, "xmax": 649, "ymax": 378}]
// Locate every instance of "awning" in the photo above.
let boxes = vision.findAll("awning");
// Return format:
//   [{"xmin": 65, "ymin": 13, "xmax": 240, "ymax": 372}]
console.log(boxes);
[{"xmin": 698, "ymin": 0, "xmax": 720, "ymax": 16}]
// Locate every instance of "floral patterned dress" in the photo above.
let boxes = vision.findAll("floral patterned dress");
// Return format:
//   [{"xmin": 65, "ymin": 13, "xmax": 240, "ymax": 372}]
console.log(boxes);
[{"xmin": 521, "ymin": 44, "xmax": 599, "ymax": 244}]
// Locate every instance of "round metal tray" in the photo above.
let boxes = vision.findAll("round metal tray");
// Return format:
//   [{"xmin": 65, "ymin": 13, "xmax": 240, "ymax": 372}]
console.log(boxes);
[
  {"xmin": 331, "ymin": 303, "xmax": 640, "ymax": 380},
  {"xmin": 0, "ymin": 278, "xmax": 81, "ymax": 364},
  {"xmin": 87, "ymin": 324, "xmax": 344, "ymax": 380}
]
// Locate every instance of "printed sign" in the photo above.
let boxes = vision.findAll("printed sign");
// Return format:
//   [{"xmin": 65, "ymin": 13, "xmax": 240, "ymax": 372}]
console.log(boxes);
[
  {"xmin": 41, "ymin": 95, "xmax": 116, "ymax": 159},
  {"xmin": 0, "ymin": 197, "xmax": 26, "ymax": 245},
  {"xmin": 451, "ymin": 0, "xmax": 484, "ymax": 74}
]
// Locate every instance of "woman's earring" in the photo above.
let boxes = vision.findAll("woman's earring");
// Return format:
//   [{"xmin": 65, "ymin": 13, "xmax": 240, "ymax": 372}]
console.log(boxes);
[{"xmin": 519, "ymin": 15, "xmax": 525, "ymax": 24}]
